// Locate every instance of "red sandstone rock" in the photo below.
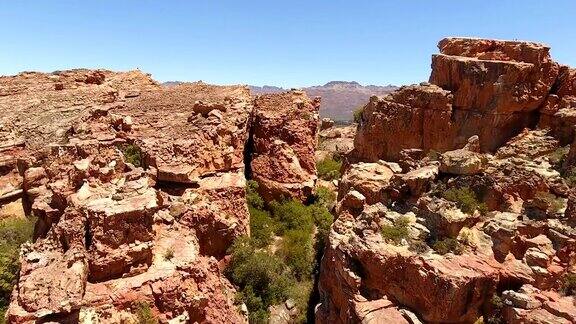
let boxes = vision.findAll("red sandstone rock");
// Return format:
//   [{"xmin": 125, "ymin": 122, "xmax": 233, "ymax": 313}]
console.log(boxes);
[
  {"xmin": 251, "ymin": 90, "xmax": 321, "ymax": 202},
  {"xmin": 4, "ymin": 74, "xmax": 250, "ymax": 323}
]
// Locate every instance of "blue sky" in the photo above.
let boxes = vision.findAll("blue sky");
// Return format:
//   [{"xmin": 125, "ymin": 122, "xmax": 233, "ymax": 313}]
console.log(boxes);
[{"xmin": 1, "ymin": 1, "xmax": 574, "ymax": 87}]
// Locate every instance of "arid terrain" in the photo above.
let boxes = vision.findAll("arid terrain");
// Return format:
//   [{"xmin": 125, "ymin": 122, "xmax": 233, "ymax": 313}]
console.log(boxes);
[
  {"xmin": 1, "ymin": 37, "xmax": 575, "ymax": 324},
  {"xmin": 250, "ymin": 82, "xmax": 398, "ymax": 122}
]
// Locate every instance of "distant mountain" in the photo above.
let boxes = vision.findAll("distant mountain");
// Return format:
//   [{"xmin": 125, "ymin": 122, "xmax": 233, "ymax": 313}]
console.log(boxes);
[
  {"xmin": 250, "ymin": 81, "xmax": 398, "ymax": 122},
  {"xmin": 163, "ymin": 81, "xmax": 398, "ymax": 122}
]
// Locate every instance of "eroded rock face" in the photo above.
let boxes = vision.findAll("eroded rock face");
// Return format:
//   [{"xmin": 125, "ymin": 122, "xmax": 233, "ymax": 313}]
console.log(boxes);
[
  {"xmin": 318, "ymin": 119, "xmax": 576, "ymax": 322},
  {"xmin": 251, "ymin": 90, "xmax": 321, "ymax": 202},
  {"xmin": 353, "ymin": 38, "xmax": 572, "ymax": 163},
  {"xmin": 323, "ymin": 37, "xmax": 576, "ymax": 324},
  {"xmin": 3, "ymin": 74, "xmax": 252, "ymax": 323}
]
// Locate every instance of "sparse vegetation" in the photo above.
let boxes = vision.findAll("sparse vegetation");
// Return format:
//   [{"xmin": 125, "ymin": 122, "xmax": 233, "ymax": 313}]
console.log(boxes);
[
  {"xmin": 163, "ymin": 247, "xmax": 174, "ymax": 260},
  {"xmin": 432, "ymin": 237, "xmax": 464, "ymax": 255},
  {"xmin": 118, "ymin": 143, "xmax": 143, "ymax": 167},
  {"xmin": 561, "ymin": 273, "xmax": 576, "ymax": 296},
  {"xmin": 133, "ymin": 301, "xmax": 158, "ymax": 324},
  {"xmin": 534, "ymin": 191, "xmax": 564, "ymax": 213},
  {"xmin": 0, "ymin": 217, "xmax": 35, "ymax": 319},
  {"xmin": 316, "ymin": 155, "xmax": 342, "ymax": 181},
  {"xmin": 485, "ymin": 294, "xmax": 504, "ymax": 324},
  {"xmin": 279, "ymin": 230, "xmax": 314, "ymax": 280},
  {"xmin": 548, "ymin": 146, "xmax": 569, "ymax": 169},
  {"xmin": 563, "ymin": 167, "xmax": 576, "ymax": 187},
  {"xmin": 442, "ymin": 186, "xmax": 487, "ymax": 215},
  {"xmin": 426, "ymin": 149, "xmax": 440, "ymax": 161},
  {"xmin": 353, "ymin": 105, "xmax": 364, "ymax": 124},
  {"xmin": 408, "ymin": 240, "xmax": 429, "ymax": 254},
  {"xmin": 381, "ymin": 216, "xmax": 410, "ymax": 245},
  {"xmin": 230, "ymin": 181, "xmax": 335, "ymax": 323}
]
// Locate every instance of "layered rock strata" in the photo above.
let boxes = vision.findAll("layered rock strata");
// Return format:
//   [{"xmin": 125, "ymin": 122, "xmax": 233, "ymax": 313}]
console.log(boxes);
[{"xmin": 353, "ymin": 38, "xmax": 576, "ymax": 162}]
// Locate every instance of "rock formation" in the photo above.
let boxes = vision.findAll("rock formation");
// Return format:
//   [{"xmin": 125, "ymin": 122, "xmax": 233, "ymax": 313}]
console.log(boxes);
[
  {"xmin": 250, "ymin": 90, "xmax": 321, "ymax": 202},
  {"xmin": 353, "ymin": 37, "xmax": 576, "ymax": 162},
  {"xmin": 317, "ymin": 38, "xmax": 576, "ymax": 324},
  {"xmin": 0, "ymin": 66, "xmax": 325, "ymax": 322}
]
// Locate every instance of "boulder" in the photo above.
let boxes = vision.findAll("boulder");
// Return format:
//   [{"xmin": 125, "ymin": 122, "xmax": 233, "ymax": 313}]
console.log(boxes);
[{"xmin": 439, "ymin": 136, "xmax": 487, "ymax": 175}]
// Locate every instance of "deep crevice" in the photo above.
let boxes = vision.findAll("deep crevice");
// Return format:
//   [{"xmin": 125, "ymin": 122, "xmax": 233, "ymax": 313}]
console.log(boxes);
[{"xmin": 243, "ymin": 109, "xmax": 256, "ymax": 180}]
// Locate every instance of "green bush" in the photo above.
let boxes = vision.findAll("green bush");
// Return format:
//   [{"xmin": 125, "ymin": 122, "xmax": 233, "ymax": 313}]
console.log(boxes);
[
  {"xmin": 316, "ymin": 156, "xmax": 342, "ymax": 181},
  {"xmin": 232, "ymin": 181, "xmax": 336, "ymax": 323},
  {"xmin": 563, "ymin": 167, "xmax": 576, "ymax": 187},
  {"xmin": 353, "ymin": 105, "xmax": 364, "ymax": 123},
  {"xmin": 408, "ymin": 240, "xmax": 429, "ymax": 254},
  {"xmin": 226, "ymin": 238, "xmax": 296, "ymax": 323},
  {"xmin": 562, "ymin": 273, "xmax": 576, "ymax": 296},
  {"xmin": 279, "ymin": 230, "xmax": 314, "ymax": 280},
  {"xmin": 548, "ymin": 146, "xmax": 569, "ymax": 169},
  {"xmin": 270, "ymin": 200, "xmax": 314, "ymax": 235},
  {"xmin": 381, "ymin": 216, "xmax": 410, "ymax": 245},
  {"xmin": 246, "ymin": 180, "xmax": 265, "ymax": 210},
  {"xmin": 313, "ymin": 186, "xmax": 336, "ymax": 209},
  {"xmin": 0, "ymin": 217, "xmax": 35, "ymax": 317},
  {"xmin": 485, "ymin": 294, "xmax": 504, "ymax": 324},
  {"xmin": 133, "ymin": 301, "xmax": 158, "ymax": 324},
  {"xmin": 163, "ymin": 248, "xmax": 174, "ymax": 261},
  {"xmin": 249, "ymin": 206, "xmax": 276, "ymax": 248},
  {"xmin": 534, "ymin": 191, "xmax": 564, "ymax": 213},
  {"xmin": 432, "ymin": 238, "xmax": 464, "ymax": 255},
  {"xmin": 442, "ymin": 187, "xmax": 487, "ymax": 215},
  {"xmin": 118, "ymin": 144, "xmax": 143, "ymax": 168}
]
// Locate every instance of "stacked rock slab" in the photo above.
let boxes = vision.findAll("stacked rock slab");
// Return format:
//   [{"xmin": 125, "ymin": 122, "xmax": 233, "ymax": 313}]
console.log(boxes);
[
  {"xmin": 353, "ymin": 37, "xmax": 574, "ymax": 162},
  {"xmin": 251, "ymin": 90, "xmax": 321, "ymax": 202},
  {"xmin": 4, "ymin": 76, "xmax": 251, "ymax": 323}
]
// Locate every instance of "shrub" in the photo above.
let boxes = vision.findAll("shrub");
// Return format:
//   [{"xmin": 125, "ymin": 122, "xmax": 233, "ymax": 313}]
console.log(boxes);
[
  {"xmin": 310, "ymin": 205, "xmax": 334, "ymax": 245},
  {"xmin": 562, "ymin": 273, "xmax": 576, "ymax": 296},
  {"xmin": 163, "ymin": 248, "xmax": 174, "ymax": 261},
  {"xmin": 270, "ymin": 200, "xmax": 314, "ymax": 235},
  {"xmin": 133, "ymin": 301, "xmax": 158, "ymax": 324},
  {"xmin": 226, "ymin": 238, "xmax": 296, "ymax": 322},
  {"xmin": 249, "ymin": 206, "xmax": 276, "ymax": 248},
  {"xmin": 485, "ymin": 294, "xmax": 504, "ymax": 324},
  {"xmin": 118, "ymin": 144, "xmax": 143, "ymax": 167},
  {"xmin": 442, "ymin": 187, "xmax": 487, "ymax": 215},
  {"xmin": 279, "ymin": 230, "xmax": 314, "ymax": 280},
  {"xmin": 534, "ymin": 191, "xmax": 564, "ymax": 213},
  {"xmin": 426, "ymin": 150, "xmax": 440, "ymax": 161},
  {"xmin": 0, "ymin": 217, "xmax": 34, "ymax": 316},
  {"xmin": 313, "ymin": 186, "xmax": 336, "ymax": 209},
  {"xmin": 316, "ymin": 156, "xmax": 342, "ymax": 181},
  {"xmin": 353, "ymin": 105, "xmax": 364, "ymax": 124},
  {"xmin": 563, "ymin": 167, "xmax": 576, "ymax": 187},
  {"xmin": 408, "ymin": 240, "xmax": 429, "ymax": 254},
  {"xmin": 381, "ymin": 216, "xmax": 410, "ymax": 245},
  {"xmin": 548, "ymin": 146, "xmax": 569, "ymax": 169},
  {"xmin": 246, "ymin": 180, "xmax": 265, "ymax": 210},
  {"xmin": 432, "ymin": 237, "xmax": 464, "ymax": 255}
]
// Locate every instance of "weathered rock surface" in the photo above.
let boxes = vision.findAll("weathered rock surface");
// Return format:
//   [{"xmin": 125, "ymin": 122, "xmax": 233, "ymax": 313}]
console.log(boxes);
[
  {"xmin": 353, "ymin": 38, "xmax": 573, "ymax": 162},
  {"xmin": 317, "ymin": 39, "xmax": 576, "ymax": 323},
  {"xmin": 2, "ymin": 73, "xmax": 256, "ymax": 323},
  {"xmin": 250, "ymin": 90, "xmax": 321, "ymax": 202}
]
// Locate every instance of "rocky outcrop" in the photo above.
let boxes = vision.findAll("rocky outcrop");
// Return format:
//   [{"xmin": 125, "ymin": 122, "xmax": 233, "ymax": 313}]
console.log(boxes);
[
  {"xmin": 3, "ymin": 75, "xmax": 253, "ymax": 323},
  {"xmin": 352, "ymin": 38, "xmax": 573, "ymax": 162},
  {"xmin": 318, "ymin": 98, "xmax": 576, "ymax": 323},
  {"xmin": 323, "ymin": 37, "xmax": 576, "ymax": 324},
  {"xmin": 2, "ymin": 69, "xmax": 327, "ymax": 322},
  {"xmin": 250, "ymin": 90, "xmax": 321, "ymax": 202}
]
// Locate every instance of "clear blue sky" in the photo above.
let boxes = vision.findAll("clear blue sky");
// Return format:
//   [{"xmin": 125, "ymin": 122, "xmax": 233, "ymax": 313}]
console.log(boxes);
[{"xmin": 1, "ymin": 1, "xmax": 574, "ymax": 87}]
